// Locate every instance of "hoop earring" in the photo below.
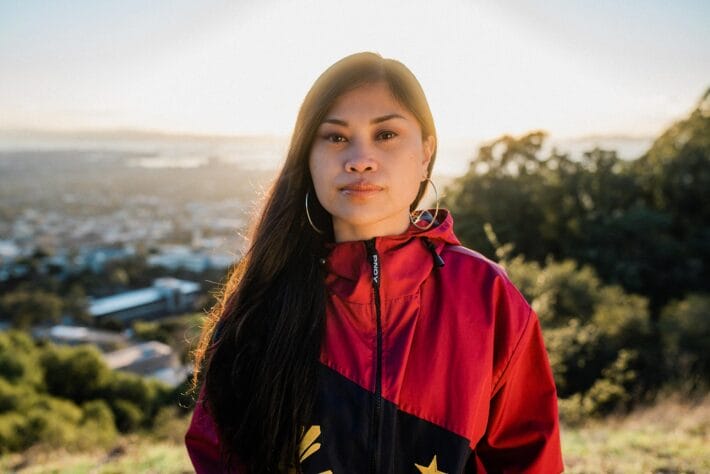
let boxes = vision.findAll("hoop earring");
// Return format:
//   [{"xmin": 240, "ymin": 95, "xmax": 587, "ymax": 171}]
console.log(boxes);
[
  {"xmin": 305, "ymin": 191, "xmax": 324, "ymax": 234},
  {"xmin": 409, "ymin": 178, "xmax": 440, "ymax": 231}
]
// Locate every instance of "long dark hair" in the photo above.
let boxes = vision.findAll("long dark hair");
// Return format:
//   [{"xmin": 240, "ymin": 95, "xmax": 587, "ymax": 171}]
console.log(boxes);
[{"xmin": 192, "ymin": 51, "xmax": 438, "ymax": 472}]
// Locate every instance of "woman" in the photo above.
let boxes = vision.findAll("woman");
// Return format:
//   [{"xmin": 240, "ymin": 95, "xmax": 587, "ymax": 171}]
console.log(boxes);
[{"xmin": 186, "ymin": 51, "xmax": 563, "ymax": 473}]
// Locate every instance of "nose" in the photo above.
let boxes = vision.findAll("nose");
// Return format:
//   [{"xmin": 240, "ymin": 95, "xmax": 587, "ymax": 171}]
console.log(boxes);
[{"xmin": 344, "ymin": 141, "xmax": 378, "ymax": 173}]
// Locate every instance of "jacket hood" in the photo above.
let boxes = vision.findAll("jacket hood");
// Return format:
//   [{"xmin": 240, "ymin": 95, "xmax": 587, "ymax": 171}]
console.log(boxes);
[{"xmin": 323, "ymin": 209, "xmax": 460, "ymax": 303}]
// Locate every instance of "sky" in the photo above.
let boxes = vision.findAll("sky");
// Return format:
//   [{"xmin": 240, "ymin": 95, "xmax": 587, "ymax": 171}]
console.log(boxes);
[{"xmin": 0, "ymin": 0, "xmax": 708, "ymax": 142}]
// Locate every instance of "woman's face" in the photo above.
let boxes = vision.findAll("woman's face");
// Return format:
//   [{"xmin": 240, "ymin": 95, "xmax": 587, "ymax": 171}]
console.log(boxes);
[{"xmin": 309, "ymin": 82, "xmax": 435, "ymax": 242}]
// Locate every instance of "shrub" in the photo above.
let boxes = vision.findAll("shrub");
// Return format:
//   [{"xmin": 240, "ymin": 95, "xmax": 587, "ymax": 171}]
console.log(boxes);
[
  {"xmin": 660, "ymin": 294, "xmax": 710, "ymax": 389},
  {"xmin": 501, "ymin": 251, "xmax": 654, "ymax": 411},
  {"xmin": 557, "ymin": 394, "xmax": 584, "ymax": 426},
  {"xmin": 582, "ymin": 378, "xmax": 629, "ymax": 416},
  {"xmin": 592, "ymin": 287, "xmax": 649, "ymax": 340},
  {"xmin": 103, "ymin": 371, "xmax": 157, "ymax": 407},
  {"xmin": 80, "ymin": 400, "xmax": 118, "ymax": 447},
  {"xmin": 111, "ymin": 399, "xmax": 144, "ymax": 433},
  {"xmin": 23, "ymin": 395, "xmax": 83, "ymax": 449},
  {"xmin": 0, "ymin": 395, "xmax": 121, "ymax": 453},
  {"xmin": 0, "ymin": 412, "xmax": 29, "ymax": 452},
  {"xmin": 0, "ymin": 330, "xmax": 44, "ymax": 388},
  {"xmin": 531, "ymin": 259, "xmax": 601, "ymax": 326},
  {"xmin": 150, "ymin": 406, "xmax": 191, "ymax": 443},
  {"xmin": 101, "ymin": 371, "xmax": 170, "ymax": 425},
  {"xmin": 581, "ymin": 349, "xmax": 639, "ymax": 415},
  {"xmin": 81, "ymin": 399, "xmax": 115, "ymax": 426},
  {"xmin": 0, "ymin": 378, "xmax": 37, "ymax": 413},
  {"xmin": 543, "ymin": 319, "xmax": 603, "ymax": 396},
  {"xmin": 0, "ymin": 290, "xmax": 62, "ymax": 329},
  {"xmin": 132, "ymin": 321, "xmax": 170, "ymax": 344},
  {"xmin": 40, "ymin": 344, "xmax": 111, "ymax": 402},
  {"xmin": 0, "ymin": 335, "xmax": 178, "ymax": 453}
]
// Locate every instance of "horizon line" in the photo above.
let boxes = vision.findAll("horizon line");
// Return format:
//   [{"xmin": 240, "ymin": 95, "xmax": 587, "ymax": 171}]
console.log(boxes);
[{"xmin": 0, "ymin": 126, "xmax": 658, "ymax": 144}]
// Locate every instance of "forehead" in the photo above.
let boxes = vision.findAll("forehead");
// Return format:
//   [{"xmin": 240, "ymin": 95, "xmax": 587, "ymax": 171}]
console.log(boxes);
[{"xmin": 325, "ymin": 82, "xmax": 411, "ymax": 119}]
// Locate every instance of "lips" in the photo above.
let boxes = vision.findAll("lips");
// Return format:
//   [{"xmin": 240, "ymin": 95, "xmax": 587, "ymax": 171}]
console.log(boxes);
[
  {"xmin": 341, "ymin": 182, "xmax": 383, "ymax": 191},
  {"xmin": 339, "ymin": 181, "xmax": 383, "ymax": 197}
]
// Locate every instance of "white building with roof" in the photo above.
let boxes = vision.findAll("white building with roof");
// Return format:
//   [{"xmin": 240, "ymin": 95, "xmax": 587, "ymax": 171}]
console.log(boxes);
[
  {"xmin": 34, "ymin": 325, "xmax": 129, "ymax": 351},
  {"xmin": 88, "ymin": 277, "xmax": 200, "ymax": 323},
  {"xmin": 103, "ymin": 340, "xmax": 187, "ymax": 387},
  {"xmin": 147, "ymin": 245, "xmax": 235, "ymax": 272}
]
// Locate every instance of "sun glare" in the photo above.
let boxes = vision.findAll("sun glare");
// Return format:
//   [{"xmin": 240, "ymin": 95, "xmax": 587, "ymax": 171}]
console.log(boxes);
[{"xmin": 0, "ymin": 0, "xmax": 706, "ymax": 142}]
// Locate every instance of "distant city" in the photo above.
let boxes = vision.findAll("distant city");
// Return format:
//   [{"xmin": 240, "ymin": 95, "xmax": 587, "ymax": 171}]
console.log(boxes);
[
  {"xmin": 0, "ymin": 136, "xmax": 287, "ymax": 387},
  {"xmin": 0, "ymin": 139, "xmax": 282, "ymax": 281},
  {"xmin": 0, "ymin": 131, "xmax": 654, "ymax": 387}
]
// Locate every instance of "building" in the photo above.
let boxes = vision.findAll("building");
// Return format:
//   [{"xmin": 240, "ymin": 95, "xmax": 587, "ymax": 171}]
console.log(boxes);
[
  {"xmin": 147, "ymin": 244, "xmax": 235, "ymax": 272},
  {"xmin": 33, "ymin": 325, "xmax": 129, "ymax": 351},
  {"xmin": 76, "ymin": 245, "xmax": 137, "ymax": 273},
  {"xmin": 88, "ymin": 277, "xmax": 201, "ymax": 323},
  {"xmin": 103, "ymin": 340, "xmax": 187, "ymax": 387}
]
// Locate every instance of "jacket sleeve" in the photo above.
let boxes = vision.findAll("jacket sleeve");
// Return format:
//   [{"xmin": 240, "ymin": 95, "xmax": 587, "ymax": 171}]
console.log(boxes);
[
  {"xmin": 185, "ymin": 388, "xmax": 242, "ymax": 473},
  {"xmin": 473, "ymin": 310, "xmax": 564, "ymax": 473}
]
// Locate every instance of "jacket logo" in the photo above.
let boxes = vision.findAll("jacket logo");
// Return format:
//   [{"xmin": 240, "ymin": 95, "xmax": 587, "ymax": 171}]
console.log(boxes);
[
  {"xmin": 415, "ymin": 455, "xmax": 447, "ymax": 474},
  {"xmin": 371, "ymin": 254, "xmax": 379, "ymax": 285}
]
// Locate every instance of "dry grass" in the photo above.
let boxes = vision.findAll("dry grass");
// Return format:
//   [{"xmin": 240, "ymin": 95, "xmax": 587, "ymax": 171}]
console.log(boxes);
[
  {"xmin": 0, "ymin": 414, "xmax": 194, "ymax": 474},
  {"xmin": 562, "ymin": 394, "xmax": 710, "ymax": 473},
  {"xmin": 1, "ymin": 395, "xmax": 708, "ymax": 473},
  {"xmin": 0, "ymin": 436, "xmax": 193, "ymax": 473}
]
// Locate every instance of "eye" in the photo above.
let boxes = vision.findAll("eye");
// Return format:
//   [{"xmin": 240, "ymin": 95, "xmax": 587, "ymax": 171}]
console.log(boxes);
[
  {"xmin": 377, "ymin": 130, "xmax": 397, "ymax": 140},
  {"xmin": 323, "ymin": 133, "xmax": 347, "ymax": 143}
]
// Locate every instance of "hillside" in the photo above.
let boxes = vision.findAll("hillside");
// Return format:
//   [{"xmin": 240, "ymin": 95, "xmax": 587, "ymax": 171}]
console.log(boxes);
[{"xmin": 1, "ymin": 396, "xmax": 708, "ymax": 473}]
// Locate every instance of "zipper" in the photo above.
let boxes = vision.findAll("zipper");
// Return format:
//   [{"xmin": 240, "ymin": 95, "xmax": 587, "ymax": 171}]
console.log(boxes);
[{"xmin": 365, "ymin": 239, "xmax": 383, "ymax": 474}]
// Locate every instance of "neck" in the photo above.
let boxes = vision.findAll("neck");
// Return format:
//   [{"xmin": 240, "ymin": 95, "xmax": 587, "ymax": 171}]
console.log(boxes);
[{"xmin": 333, "ymin": 213, "xmax": 411, "ymax": 243}]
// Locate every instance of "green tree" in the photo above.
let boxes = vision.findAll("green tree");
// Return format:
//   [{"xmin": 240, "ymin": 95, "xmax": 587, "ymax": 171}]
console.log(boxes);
[
  {"xmin": 659, "ymin": 294, "xmax": 710, "ymax": 390},
  {"xmin": 445, "ymin": 92, "xmax": 710, "ymax": 317},
  {"xmin": 80, "ymin": 400, "xmax": 118, "ymax": 446},
  {"xmin": 63, "ymin": 284, "xmax": 90, "ymax": 323},
  {"xmin": 111, "ymin": 399, "xmax": 144, "ymax": 432},
  {"xmin": 22, "ymin": 395, "xmax": 83, "ymax": 449},
  {"xmin": 500, "ymin": 248, "xmax": 654, "ymax": 412},
  {"xmin": 0, "ymin": 412, "xmax": 29, "ymax": 452},
  {"xmin": 0, "ymin": 330, "xmax": 44, "ymax": 388},
  {"xmin": 40, "ymin": 345, "xmax": 111, "ymax": 403},
  {"xmin": 632, "ymin": 88, "xmax": 710, "ymax": 307},
  {"xmin": 0, "ymin": 290, "xmax": 62, "ymax": 329}
]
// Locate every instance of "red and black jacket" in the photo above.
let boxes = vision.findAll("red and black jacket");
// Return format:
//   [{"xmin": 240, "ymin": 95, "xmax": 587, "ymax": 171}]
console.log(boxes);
[{"xmin": 185, "ymin": 210, "xmax": 564, "ymax": 473}]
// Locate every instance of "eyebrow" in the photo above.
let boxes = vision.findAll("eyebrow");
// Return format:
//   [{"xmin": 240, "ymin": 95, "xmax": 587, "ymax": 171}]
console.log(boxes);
[{"xmin": 321, "ymin": 113, "xmax": 406, "ymax": 127}]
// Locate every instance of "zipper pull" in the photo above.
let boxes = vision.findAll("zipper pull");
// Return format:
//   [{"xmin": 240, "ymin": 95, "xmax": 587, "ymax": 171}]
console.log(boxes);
[{"xmin": 423, "ymin": 237, "xmax": 445, "ymax": 268}]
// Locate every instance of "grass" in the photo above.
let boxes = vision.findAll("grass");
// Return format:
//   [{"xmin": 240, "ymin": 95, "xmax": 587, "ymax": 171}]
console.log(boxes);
[
  {"xmin": 562, "ymin": 394, "xmax": 710, "ymax": 473},
  {"xmin": 0, "ymin": 413, "xmax": 194, "ymax": 474},
  {"xmin": 0, "ymin": 438, "xmax": 193, "ymax": 474},
  {"xmin": 1, "ymin": 395, "xmax": 708, "ymax": 473}
]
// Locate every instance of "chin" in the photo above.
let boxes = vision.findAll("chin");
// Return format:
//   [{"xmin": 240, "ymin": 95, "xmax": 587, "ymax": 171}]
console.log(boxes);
[{"xmin": 333, "ymin": 208, "xmax": 408, "ymax": 234}]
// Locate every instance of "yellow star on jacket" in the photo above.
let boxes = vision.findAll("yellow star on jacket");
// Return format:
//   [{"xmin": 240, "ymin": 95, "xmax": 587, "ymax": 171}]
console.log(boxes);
[
  {"xmin": 415, "ymin": 455, "xmax": 447, "ymax": 474},
  {"xmin": 289, "ymin": 425, "xmax": 332, "ymax": 474}
]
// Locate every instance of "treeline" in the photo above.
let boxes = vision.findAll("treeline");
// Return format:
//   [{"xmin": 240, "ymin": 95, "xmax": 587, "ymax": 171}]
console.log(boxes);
[
  {"xmin": 443, "ymin": 88, "xmax": 710, "ymax": 419},
  {"xmin": 0, "ymin": 330, "xmax": 191, "ymax": 453}
]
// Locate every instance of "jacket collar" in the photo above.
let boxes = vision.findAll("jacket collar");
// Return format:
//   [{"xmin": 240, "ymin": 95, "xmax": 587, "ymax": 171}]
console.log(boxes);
[{"xmin": 323, "ymin": 209, "xmax": 460, "ymax": 303}]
